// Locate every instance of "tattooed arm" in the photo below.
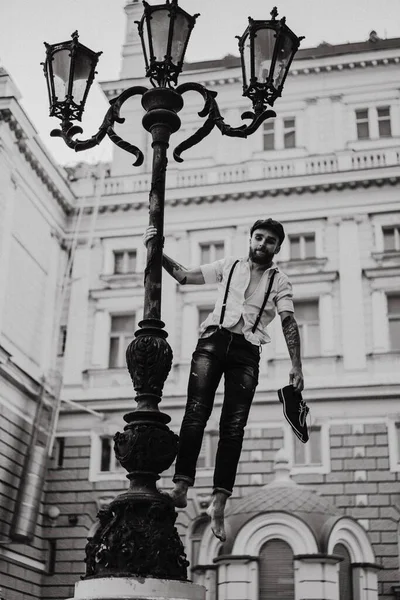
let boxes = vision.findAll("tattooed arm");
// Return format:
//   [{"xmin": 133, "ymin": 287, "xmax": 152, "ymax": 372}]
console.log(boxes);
[
  {"xmin": 162, "ymin": 254, "xmax": 205, "ymax": 285},
  {"xmin": 143, "ymin": 226, "xmax": 205, "ymax": 285},
  {"xmin": 280, "ymin": 311, "xmax": 304, "ymax": 392}
]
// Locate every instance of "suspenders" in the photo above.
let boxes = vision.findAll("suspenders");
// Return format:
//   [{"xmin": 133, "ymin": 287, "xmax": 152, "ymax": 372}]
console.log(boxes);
[
  {"xmin": 219, "ymin": 260, "xmax": 239, "ymax": 327},
  {"xmin": 218, "ymin": 260, "xmax": 277, "ymax": 333}
]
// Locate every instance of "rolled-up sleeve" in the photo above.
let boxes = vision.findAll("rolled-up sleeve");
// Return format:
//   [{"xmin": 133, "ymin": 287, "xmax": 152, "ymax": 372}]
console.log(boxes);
[
  {"xmin": 275, "ymin": 276, "xmax": 294, "ymax": 314},
  {"xmin": 200, "ymin": 259, "xmax": 225, "ymax": 284}
]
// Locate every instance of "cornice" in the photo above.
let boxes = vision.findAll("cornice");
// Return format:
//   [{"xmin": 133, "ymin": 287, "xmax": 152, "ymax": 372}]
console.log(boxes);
[
  {"xmin": 74, "ymin": 174, "xmax": 400, "ymax": 216},
  {"xmin": 0, "ymin": 108, "xmax": 72, "ymax": 214},
  {"xmin": 102, "ymin": 53, "xmax": 400, "ymax": 99},
  {"xmin": 291, "ymin": 55, "xmax": 400, "ymax": 76}
]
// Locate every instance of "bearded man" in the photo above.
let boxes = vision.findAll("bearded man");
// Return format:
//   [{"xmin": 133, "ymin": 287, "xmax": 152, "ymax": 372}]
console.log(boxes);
[{"xmin": 143, "ymin": 218, "xmax": 306, "ymax": 541}]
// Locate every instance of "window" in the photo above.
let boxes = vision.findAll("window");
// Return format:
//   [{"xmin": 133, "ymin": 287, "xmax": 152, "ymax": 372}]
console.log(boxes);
[
  {"xmin": 263, "ymin": 121, "xmax": 275, "ymax": 150},
  {"xmin": 259, "ymin": 539, "xmax": 294, "ymax": 600},
  {"xmin": 288, "ymin": 233, "xmax": 316, "ymax": 260},
  {"xmin": 197, "ymin": 432, "xmax": 218, "ymax": 469},
  {"xmin": 109, "ymin": 314, "xmax": 135, "ymax": 368},
  {"xmin": 57, "ymin": 326, "xmax": 67, "ymax": 356},
  {"xmin": 388, "ymin": 295, "xmax": 400, "ymax": 351},
  {"xmin": 294, "ymin": 300, "xmax": 320, "ymax": 356},
  {"xmin": 293, "ymin": 425, "xmax": 322, "ymax": 466},
  {"xmin": 355, "ymin": 109, "xmax": 369, "ymax": 139},
  {"xmin": 113, "ymin": 249, "xmax": 137, "ymax": 274},
  {"xmin": 99, "ymin": 436, "xmax": 124, "ymax": 473},
  {"xmin": 383, "ymin": 226, "xmax": 400, "ymax": 252},
  {"xmin": 200, "ymin": 241, "xmax": 224, "ymax": 264},
  {"xmin": 191, "ymin": 518, "xmax": 209, "ymax": 567},
  {"xmin": 377, "ymin": 106, "xmax": 392, "ymax": 138},
  {"xmin": 333, "ymin": 543, "xmax": 353, "ymax": 600},
  {"xmin": 283, "ymin": 118, "xmax": 296, "ymax": 149}
]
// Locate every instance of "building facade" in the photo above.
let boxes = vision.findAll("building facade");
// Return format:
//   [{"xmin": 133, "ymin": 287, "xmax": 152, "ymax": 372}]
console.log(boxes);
[
  {"xmin": 1, "ymin": 2, "xmax": 400, "ymax": 599},
  {"xmin": 0, "ymin": 69, "xmax": 73, "ymax": 598}
]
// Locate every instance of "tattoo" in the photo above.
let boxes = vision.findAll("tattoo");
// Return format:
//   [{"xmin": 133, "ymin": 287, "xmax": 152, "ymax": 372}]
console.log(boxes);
[
  {"xmin": 282, "ymin": 315, "xmax": 302, "ymax": 367},
  {"xmin": 162, "ymin": 255, "xmax": 188, "ymax": 285}
]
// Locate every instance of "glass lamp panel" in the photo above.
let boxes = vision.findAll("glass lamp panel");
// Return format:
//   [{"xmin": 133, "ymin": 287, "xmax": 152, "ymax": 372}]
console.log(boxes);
[
  {"xmin": 149, "ymin": 9, "xmax": 171, "ymax": 62},
  {"xmin": 242, "ymin": 32, "xmax": 252, "ymax": 87},
  {"xmin": 52, "ymin": 48, "xmax": 71, "ymax": 100},
  {"xmin": 141, "ymin": 20, "xmax": 151, "ymax": 70},
  {"xmin": 273, "ymin": 33, "xmax": 295, "ymax": 89},
  {"xmin": 170, "ymin": 12, "xmax": 191, "ymax": 63},
  {"xmin": 71, "ymin": 50, "xmax": 94, "ymax": 104},
  {"xmin": 254, "ymin": 27, "xmax": 276, "ymax": 83}
]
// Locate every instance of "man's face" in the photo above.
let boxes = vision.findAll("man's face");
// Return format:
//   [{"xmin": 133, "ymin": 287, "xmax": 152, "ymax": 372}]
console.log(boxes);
[{"xmin": 249, "ymin": 228, "xmax": 280, "ymax": 265}]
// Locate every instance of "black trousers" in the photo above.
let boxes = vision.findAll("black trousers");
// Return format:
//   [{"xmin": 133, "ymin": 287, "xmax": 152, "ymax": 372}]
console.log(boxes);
[{"xmin": 173, "ymin": 327, "xmax": 260, "ymax": 495}]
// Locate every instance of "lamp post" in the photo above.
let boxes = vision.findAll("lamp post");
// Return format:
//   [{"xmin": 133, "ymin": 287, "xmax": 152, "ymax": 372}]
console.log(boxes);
[{"xmin": 43, "ymin": 0, "xmax": 303, "ymax": 585}]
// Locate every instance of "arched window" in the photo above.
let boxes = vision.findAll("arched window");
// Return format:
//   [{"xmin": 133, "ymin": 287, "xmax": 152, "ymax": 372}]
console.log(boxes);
[
  {"xmin": 333, "ymin": 543, "xmax": 353, "ymax": 600},
  {"xmin": 259, "ymin": 539, "xmax": 294, "ymax": 600},
  {"xmin": 191, "ymin": 518, "xmax": 209, "ymax": 567}
]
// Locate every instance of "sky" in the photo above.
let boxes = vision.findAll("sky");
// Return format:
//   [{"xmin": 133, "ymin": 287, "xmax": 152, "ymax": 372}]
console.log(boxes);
[{"xmin": 0, "ymin": 0, "xmax": 399, "ymax": 166}]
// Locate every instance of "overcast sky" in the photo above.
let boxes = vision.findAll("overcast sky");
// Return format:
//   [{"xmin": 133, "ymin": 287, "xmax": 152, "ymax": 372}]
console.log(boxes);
[{"xmin": 0, "ymin": 0, "xmax": 399, "ymax": 165}]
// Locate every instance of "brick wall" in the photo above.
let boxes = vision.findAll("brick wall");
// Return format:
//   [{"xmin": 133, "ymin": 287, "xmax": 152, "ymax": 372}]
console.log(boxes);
[{"xmin": 0, "ymin": 399, "xmax": 47, "ymax": 600}]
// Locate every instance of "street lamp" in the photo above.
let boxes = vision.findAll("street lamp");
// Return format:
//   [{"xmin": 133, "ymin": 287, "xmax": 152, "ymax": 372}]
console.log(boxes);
[{"xmin": 43, "ymin": 1, "xmax": 303, "ymax": 585}]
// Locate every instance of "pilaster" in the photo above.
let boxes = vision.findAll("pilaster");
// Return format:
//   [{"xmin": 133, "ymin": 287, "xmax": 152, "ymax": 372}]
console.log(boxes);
[
  {"xmin": 0, "ymin": 171, "xmax": 16, "ymax": 339},
  {"xmin": 63, "ymin": 243, "xmax": 91, "ymax": 384},
  {"xmin": 294, "ymin": 555, "xmax": 341, "ymax": 600},
  {"xmin": 337, "ymin": 217, "xmax": 367, "ymax": 370}
]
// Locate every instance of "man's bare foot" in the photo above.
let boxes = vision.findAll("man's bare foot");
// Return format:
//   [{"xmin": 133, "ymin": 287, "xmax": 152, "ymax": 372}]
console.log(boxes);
[
  {"xmin": 168, "ymin": 481, "xmax": 189, "ymax": 508},
  {"xmin": 207, "ymin": 492, "xmax": 228, "ymax": 542}
]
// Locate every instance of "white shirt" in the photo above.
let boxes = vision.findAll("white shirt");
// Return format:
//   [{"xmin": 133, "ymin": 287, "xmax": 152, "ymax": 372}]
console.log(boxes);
[{"xmin": 199, "ymin": 256, "xmax": 294, "ymax": 346}]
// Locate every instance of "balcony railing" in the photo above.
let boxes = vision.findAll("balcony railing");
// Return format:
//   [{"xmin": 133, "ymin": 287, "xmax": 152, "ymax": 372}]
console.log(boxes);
[
  {"xmin": 81, "ymin": 351, "xmax": 400, "ymax": 396},
  {"xmin": 89, "ymin": 146, "xmax": 400, "ymax": 199}
]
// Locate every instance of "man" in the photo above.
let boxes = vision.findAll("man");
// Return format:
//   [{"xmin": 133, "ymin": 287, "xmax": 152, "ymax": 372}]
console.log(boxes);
[{"xmin": 143, "ymin": 219, "xmax": 305, "ymax": 541}]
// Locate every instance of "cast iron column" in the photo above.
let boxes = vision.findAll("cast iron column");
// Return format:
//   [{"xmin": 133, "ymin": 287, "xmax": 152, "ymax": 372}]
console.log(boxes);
[{"xmin": 84, "ymin": 88, "xmax": 189, "ymax": 581}]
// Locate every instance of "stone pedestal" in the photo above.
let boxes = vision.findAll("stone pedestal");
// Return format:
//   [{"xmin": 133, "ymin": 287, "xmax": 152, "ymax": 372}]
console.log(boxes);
[{"xmin": 68, "ymin": 577, "xmax": 205, "ymax": 600}]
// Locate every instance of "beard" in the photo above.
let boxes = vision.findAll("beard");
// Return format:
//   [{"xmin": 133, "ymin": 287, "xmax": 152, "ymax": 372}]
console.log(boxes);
[{"xmin": 249, "ymin": 247, "xmax": 274, "ymax": 265}]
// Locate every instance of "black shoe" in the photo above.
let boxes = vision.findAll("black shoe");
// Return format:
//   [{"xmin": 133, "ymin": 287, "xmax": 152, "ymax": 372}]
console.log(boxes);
[{"xmin": 278, "ymin": 384, "xmax": 309, "ymax": 443}]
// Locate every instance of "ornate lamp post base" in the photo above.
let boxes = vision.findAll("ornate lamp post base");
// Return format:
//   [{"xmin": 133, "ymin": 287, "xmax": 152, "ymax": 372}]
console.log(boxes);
[{"xmin": 68, "ymin": 577, "xmax": 205, "ymax": 600}]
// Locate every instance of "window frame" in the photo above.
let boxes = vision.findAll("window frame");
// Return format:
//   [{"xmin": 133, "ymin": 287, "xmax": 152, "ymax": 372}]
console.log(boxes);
[
  {"xmin": 283, "ymin": 117, "xmax": 296, "ymax": 149},
  {"xmin": 263, "ymin": 120, "xmax": 275, "ymax": 151},
  {"xmin": 102, "ymin": 237, "xmax": 145, "ymax": 276},
  {"xmin": 377, "ymin": 106, "xmax": 392, "ymax": 138},
  {"xmin": 113, "ymin": 249, "xmax": 138, "ymax": 275},
  {"xmin": 288, "ymin": 233, "xmax": 316, "ymax": 261},
  {"xmin": 382, "ymin": 226, "xmax": 400, "ymax": 253},
  {"xmin": 108, "ymin": 313, "xmax": 136, "ymax": 369},
  {"xmin": 286, "ymin": 421, "xmax": 330, "ymax": 475},
  {"xmin": 387, "ymin": 293, "xmax": 400, "ymax": 351},
  {"xmin": 355, "ymin": 108, "xmax": 370, "ymax": 140},
  {"xmin": 293, "ymin": 298, "xmax": 321, "ymax": 358},
  {"xmin": 199, "ymin": 241, "xmax": 225, "ymax": 264},
  {"xmin": 89, "ymin": 429, "xmax": 127, "ymax": 482},
  {"xmin": 293, "ymin": 425, "xmax": 322, "ymax": 468}
]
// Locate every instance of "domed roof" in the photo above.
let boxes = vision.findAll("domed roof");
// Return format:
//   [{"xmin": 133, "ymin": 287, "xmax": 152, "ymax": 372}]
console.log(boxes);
[{"xmin": 222, "ymin": 450, "xmax": 343, "ymax": 553}]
